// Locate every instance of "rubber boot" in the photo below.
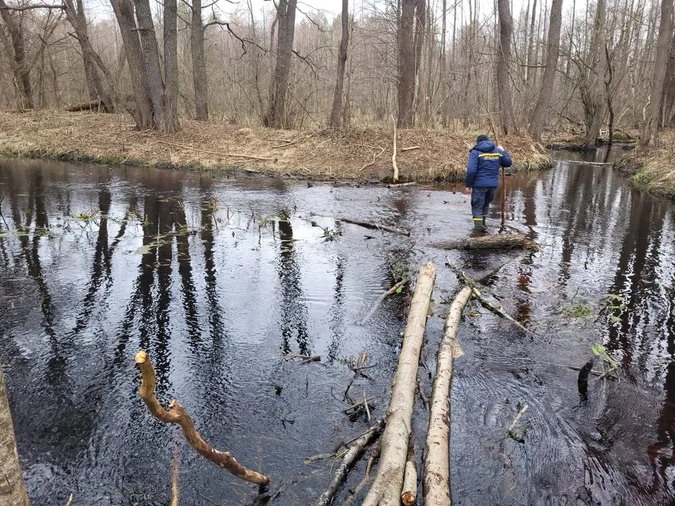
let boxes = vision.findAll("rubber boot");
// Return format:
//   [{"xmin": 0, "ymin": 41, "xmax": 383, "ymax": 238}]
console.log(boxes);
[
  {"xmin": 473, "ymin": 218, "xmax": 485, "ymax": 232},
  {"xmin": 483, "ymin": 216, "xmax": 488, "ymax": 229}
]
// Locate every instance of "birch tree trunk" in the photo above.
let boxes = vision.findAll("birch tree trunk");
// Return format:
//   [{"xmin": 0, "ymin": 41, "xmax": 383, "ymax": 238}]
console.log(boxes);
[
  {"xmin": 328, "ymin": 0, "xmax": 349, "ymax": 128},
  {"xmin": 0, "ymin": 365, "xmax": 30, "ymax": 506},
  {"xmin": 641, "ymin": 0, "xmax": 673, "ymax": 145},
  {"xmin": 362, "ymin": 262, "xmax": 436, "ymax": 506},
  {"xmin": 423, "ymin": 286, "xmax": 472, "ymax": 506},
  {"xmin": 529, "ymin": 0, "xmax": 563, "ymax": 140}
]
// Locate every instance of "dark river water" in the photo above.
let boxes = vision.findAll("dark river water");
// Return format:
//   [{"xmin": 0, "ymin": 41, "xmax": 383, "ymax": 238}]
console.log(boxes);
[{"xmin": 1, "ymin": 146, "xmax": 674, "ymax": 506}]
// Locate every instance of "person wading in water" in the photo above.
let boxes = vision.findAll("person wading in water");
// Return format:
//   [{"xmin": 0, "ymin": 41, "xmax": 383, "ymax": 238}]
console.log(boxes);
[{"xmin": 464, "ymin": 134, "xmax": 512, "ymax": 232}]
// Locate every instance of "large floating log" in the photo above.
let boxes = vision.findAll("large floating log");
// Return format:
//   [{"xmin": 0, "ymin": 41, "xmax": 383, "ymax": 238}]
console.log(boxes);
[
  {"xmin": 430, "ymin": 233, "xmax": 534, "ymax": 251},
  {"xmin": 135, "ymin": 351, "xmax": 270, "ymax": 486},
  {"xmin": 362, "ymin": 262, "xmax": 436, "ymax": 505},
  {"xmin": 423, "ymin": 286, "xmax": 472, "ymax": 506},
  {"xmin": 339, "ymin": 217, "xmax": 410, "ymax": 236}
]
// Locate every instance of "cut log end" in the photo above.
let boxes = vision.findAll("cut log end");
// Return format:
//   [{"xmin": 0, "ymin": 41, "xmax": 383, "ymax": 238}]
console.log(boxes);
[{"xmin": 135, "ymin": 350, "xmax": 148, "ymax": 364}]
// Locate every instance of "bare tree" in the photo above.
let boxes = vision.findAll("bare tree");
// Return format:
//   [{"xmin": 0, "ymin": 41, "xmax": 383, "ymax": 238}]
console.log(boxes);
[
  {"xmin": 191, "ymin": 0, "xmax": 208, "ymax": 120},
  {"xmin": 641, "ymin": 0, "xmax": 673, "ymax": 146},
  {"xmin": 328, "ymin": 0, "xmax": 349, "ymax": 128},
  {"xmin": 266, "ymin": 0, "xmax": 298, "ymax": 128},
  {"xmin": 580, "ymin": 0, "xmax": 607, "ymax": 146},
  {"xmin": 398, "ymin": 0, "xmax": 416, "ymax": 127},
  {"xmin": 496, "ymin": 0, "xmax": 517, "ymax": 134},
  {"xmin": 0, "ymin": 0, "xmax": 34, "ymax": 109},
  {"xmin": 164, "ymin": 0, "xmax": 179, "ymax": 131},
  {"xmin": 529, "ymin": 0, "xmax": 563, "ymax": 140},
  {"xmin": 110, "ymin": 0, "xmax": 153, "ymax": 128}
]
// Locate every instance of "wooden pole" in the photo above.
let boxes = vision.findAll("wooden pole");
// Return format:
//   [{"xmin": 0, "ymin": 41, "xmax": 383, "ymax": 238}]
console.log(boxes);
[
  {"xmin": 362, "ymin": 262, "xmax": 436, "ymax": 506},
  {"xmin": 489, "ymin": 118, "xmax": 506, "ymax": 230},
  {"xmin": 423, "ymin": 286, "xmax": 472, "ymax": 506},
  {"xmin": 0, "ymin": 364, "xmax": 30, "ymax": 506},
  {"xmin": 135, "ymin": 351, "xmax": 270, "ymax": 486}
]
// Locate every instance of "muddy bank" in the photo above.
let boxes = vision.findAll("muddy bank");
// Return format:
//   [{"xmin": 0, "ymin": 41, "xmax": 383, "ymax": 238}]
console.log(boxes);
[
  {"xmin": 614, "ymin": 131, "xmax": 675, "ymax": 199},
  {"xmin": 0, "ymin": 111, "xmax": 552, "ymax": 181}
]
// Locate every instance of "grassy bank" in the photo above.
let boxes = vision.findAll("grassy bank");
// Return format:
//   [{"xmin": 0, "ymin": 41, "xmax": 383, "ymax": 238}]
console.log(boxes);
[
  {"xmin": 615, "ymin": 131, "xmax": 675, "ymax": 200},
  {"xmin": 0, "ymin": 111, "xmax": 552, "ymax": 181}
]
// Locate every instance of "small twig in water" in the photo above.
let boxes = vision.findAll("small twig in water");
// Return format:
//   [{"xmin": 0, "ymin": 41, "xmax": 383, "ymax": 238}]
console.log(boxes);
[{"xmin": 507, "ymin": 404, "xmax": 529, "ymax": 442}]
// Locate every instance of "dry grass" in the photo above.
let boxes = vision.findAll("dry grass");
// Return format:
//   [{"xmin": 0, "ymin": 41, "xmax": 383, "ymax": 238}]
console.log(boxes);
[
  {"xmin": 0, "ymin": 110, "xmax": 553, "ymax": 181},
  {"xmin": 615, "ymin": 130, "xmax": 675, "ymax": 199}
]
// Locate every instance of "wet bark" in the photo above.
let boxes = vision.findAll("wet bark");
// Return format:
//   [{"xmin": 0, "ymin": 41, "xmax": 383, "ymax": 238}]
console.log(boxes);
[
  {"xmin": 362, "ymin": 262, "xmax": 436, "ymax": 505},
  {"xmin": 529, "ymin": 0, "xmax": 563, "ymax": 140},
  {"xmin": 266, "ymin": 0, "xmax": 297, "ymax": 128},
  {"xmin": 135, "ymin": 351, "xmax": 270, "ymax": 485},
  {"xmin": 430, "ymin": 234, "xmax": 534, "ymax": 250},
  {"xmin": 423, "ymin": 286, "xmax": 472, "ymax": 506},
  {"xmin": 328, "ymin": 0, "xmax": 349, "ymax": 129},
  {"xmin": 641, "ymin": 0, "xmax": 673, "ymax": 146},
  {"xmin": 0, "ymin": 365, "xmax": 30, "ymax": 506},
  {"xmin": 191, "ymin": 0, "xmax": 208, "ymax": 121},
  {"xmin": 496, "ymin": 0, "xmax": 517, "ymax": 135},
  {"xmin": 397, "ymin": 0, "xmax": 416, "ymax": 128},
  {"xmin": 0, "ymin": 0, "xmax": 33, "ymax": 110}
]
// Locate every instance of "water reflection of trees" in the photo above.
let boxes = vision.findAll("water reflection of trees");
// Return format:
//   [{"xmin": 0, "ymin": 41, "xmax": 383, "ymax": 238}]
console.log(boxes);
[{"xmin": 276, "ymin": 213, "xmax": 310, "ymax": 355}]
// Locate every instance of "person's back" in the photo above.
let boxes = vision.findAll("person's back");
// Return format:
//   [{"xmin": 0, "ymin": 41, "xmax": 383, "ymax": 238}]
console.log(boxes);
[{"xmin": 465, "ymin": 134, "xmax": 512, "ymax": 231}]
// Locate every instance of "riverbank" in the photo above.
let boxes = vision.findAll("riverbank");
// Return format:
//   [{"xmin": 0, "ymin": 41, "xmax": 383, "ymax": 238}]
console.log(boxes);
[
  {"xmin": 615, "ymin": 131, "xmax": 675, "ymax": 199},
  {"xmin": 0, "ymin": 111, "xmax": 552, "ymax": 181}
]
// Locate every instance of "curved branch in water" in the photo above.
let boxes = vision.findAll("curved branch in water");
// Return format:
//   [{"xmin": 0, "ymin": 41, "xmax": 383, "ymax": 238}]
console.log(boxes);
[{"xmin": 135, "ymin": 351, "xmax": 270, "ymax": 486}]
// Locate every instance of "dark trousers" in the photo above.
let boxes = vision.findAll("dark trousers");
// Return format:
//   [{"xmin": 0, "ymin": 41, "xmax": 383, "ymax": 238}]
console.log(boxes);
[{"xmin": 471, "ymin": 187, "xmax": 496, "ymax": 219}]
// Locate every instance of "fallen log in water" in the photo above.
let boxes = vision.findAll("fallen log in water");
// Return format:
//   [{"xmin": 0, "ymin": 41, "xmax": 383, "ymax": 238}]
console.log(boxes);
[
  {"xmin": 423, "ymin": 286, "xmax": 472, "ymax": 506},
  {"xmin": 339, "ymin": 217, "xmax": 410, "ymax": 236},
  {"xmin": 313, "ymin": 420, "xmax": 384, "ymax": 506},
  {"xmin": 430, "ymin": 233, "xmax": 535, "ymax": 250},
  {"xmin": 135, "ymin": 351, "xmax": 270, "ymax": 486},
  {"xmin": 362, "ymin": 262, "xmax": 436, "ymax": 506}
]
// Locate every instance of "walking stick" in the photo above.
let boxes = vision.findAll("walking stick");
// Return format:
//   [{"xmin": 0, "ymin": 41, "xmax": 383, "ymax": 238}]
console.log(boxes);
[{"xmin": 489, "ymin": 119, "xmax": 506, "ymax": 232}]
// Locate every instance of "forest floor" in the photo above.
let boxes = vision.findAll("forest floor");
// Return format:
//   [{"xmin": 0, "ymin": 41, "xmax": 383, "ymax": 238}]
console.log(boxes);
[
  {"xmin": 0, "ymin": 110, "xmax": 553, "ymax": 182},
  {"xmin": 614, "ymin": 130, "xmax": 675, "ymax": 199}
]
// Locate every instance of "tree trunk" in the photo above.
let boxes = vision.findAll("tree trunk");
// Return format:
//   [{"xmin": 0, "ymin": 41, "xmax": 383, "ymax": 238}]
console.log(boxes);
[
  {"xmin": 0, "ymin": 365, "xmax": 30, "ymax": 506},
  {"xmin": 191, "ymin": 0, "xmax": 208, "ymax": 121},
  {"xmin": 496, "ymin": 0, "xmax": 517, "ymax": 135},
  {"xmin": 328, "ymin": 0, "xmax": 349, "ymax": 128},
  {"xmin": 423, "ymin": 286, "xmax": 472, "ymax": 506},
  {"xmin": 110, "ymin": 0, "xmax": 153, "ymax": 129},
  {"xmin": 0, "ymin": 0, "xmax": 33, "ymax": 110},
  {"xmin": 641, "ymin": 0, "xmax": 673, "ymax": 146},
  {"xmin": 528, "ymin": 0, "xmax": 563, "ymax": 140},
  {"xmin": 526, "ymin": 0, "xmax": 537, "ymax": 85},
  {"xmin": 440, "ymin": 0, "xmax": 448, "ymax": 126},
  {"xmin": 666, "ymin": 33, "xmax": 675, "ymax": 125},
  {"xmin": 133, "ymin": 0, "xmax": 167, "ymax": 129},
  {"xmin": 362, "ymin": 262, "xmax": 436, "ymax": 506},
  {"xmin": 266, "ymin": 0, "xmax": 298, "ymax": 128},
  {"xmin": 163, "ymin": 0, "xmax": 179, "ymax": 132},
  {"xmin": 582, "ymin": 0, "xmax": 607, "ymax": 146},
  {"xmin": 397, "ymin": 0, "xmax": 416, "ymax": 127},
  {"xmin": 63, "ymin": 0, "xmax": 114, "ymax": 111},
  {"xmin": 430, "ymin": 233, "xmax": 534, "ymax": 250},
  {"xmin": 412, "ymin": 0, "xmax": 426, "ymax": 119}
]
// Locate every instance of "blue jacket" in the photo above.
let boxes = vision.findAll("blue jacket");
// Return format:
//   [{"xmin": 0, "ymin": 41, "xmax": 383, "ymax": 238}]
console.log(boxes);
[{"xmin": 465, "ymin": 140, "xmax": 512, "ymax": 188}]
